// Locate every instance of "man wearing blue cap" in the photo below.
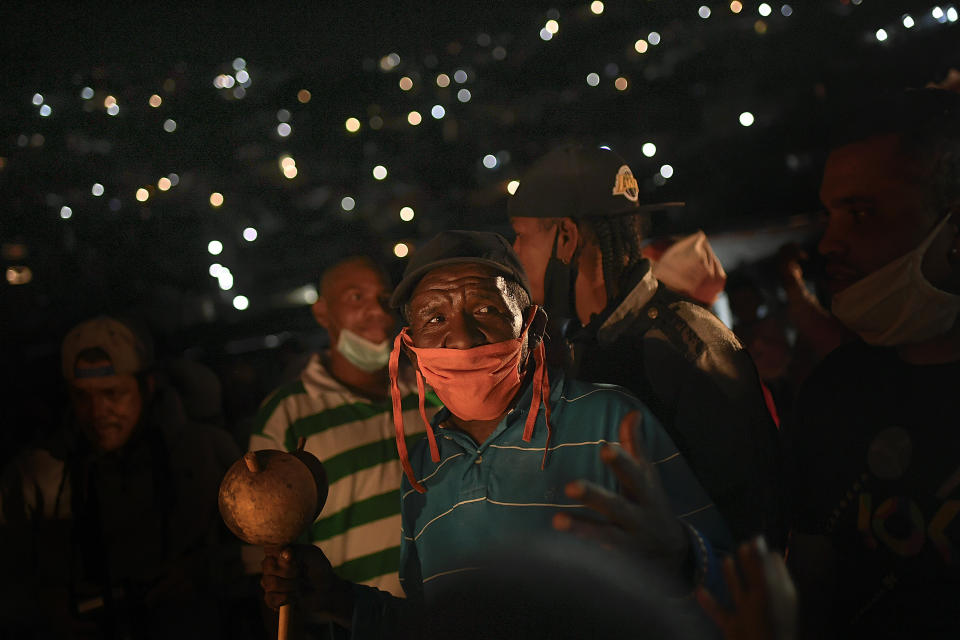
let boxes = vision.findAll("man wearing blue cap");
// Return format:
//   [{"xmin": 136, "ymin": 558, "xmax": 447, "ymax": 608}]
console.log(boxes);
[{"xmin": 508, "ymin": 144, "xmax": 783, "ymax": 547}]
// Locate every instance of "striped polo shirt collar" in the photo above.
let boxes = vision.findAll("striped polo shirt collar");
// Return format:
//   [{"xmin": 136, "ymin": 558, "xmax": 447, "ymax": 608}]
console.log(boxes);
[
  {"xmin": 430, "ymin": 368, "xmax": 564, "ymax": 454},
  {"xmin": 301, "ymin": 351, "xmax": 417, "ymax": 400}
]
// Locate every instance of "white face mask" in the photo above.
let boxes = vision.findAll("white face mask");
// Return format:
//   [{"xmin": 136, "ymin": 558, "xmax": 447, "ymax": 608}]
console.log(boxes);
[
  {"xmin": 832, "ymin": 215, "xmax": 960, "ymax": 346},
  {"xmin": 336, "ymin": 328, "xmax": 392, "ymax": 372}
]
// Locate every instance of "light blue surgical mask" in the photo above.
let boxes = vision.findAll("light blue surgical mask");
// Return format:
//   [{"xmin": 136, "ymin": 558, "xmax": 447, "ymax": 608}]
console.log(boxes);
[{"xmin": 336, "ymin": 328, "xmax": 392, "ymax": 372}]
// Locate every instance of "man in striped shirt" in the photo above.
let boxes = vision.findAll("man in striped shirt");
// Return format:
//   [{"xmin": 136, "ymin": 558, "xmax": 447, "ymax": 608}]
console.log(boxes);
[
  {"xmin": 261, "ymin": 233, "xmax": 730, "ymax": 637},
  {"xmin": 249, "ymin": 256, "xmax": 441, "ymax": 596}
]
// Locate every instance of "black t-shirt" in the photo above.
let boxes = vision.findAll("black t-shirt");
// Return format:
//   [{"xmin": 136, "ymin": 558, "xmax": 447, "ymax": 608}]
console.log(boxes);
[{"xmin": 788, "ymin": 342, "xmax": 960, "ymax": 637}]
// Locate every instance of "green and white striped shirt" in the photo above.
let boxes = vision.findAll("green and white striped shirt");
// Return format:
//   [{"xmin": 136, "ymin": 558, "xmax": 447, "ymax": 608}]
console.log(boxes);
[{"xmin": 249, "ymin": 353, "xmax": 440, "ymax": 596}]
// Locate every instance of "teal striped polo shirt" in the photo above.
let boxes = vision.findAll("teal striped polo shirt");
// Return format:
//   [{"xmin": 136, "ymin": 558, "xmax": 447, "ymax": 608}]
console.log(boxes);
[{"xmin": 349, "ymin": 368, "xmax": 732, "ymax": 636}]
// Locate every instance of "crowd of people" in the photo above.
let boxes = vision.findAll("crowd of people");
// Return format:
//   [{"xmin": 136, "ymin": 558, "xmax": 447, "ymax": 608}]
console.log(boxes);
[{"xmin": 2, "ymin": 87, "xmax": 959, "ymax": 639}]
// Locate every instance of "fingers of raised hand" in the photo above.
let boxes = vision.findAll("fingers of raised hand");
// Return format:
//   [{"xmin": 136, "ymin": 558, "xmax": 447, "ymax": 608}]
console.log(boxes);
[
  {"xmin": 695, "ymin": 586, "xmax": 731, "ymax": 629},
  {"xmin": 565, "ymin": 480, "xmax": 642, "ymax": 530},
  {"xmin": 599, "ymin": 443, "xmax": 655, "ymax": 505},
  {"xmin": 552, "ymin": 511, "xmax": 634, "ymax": 551},
  {"xmin": 260, "ymin": 574, "xmax": 300, "ymax": 610}
]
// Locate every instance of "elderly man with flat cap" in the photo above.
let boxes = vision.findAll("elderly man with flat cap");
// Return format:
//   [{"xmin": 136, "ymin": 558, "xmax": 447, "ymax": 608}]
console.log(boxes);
[
  {"xmin": 260, "ymin": 231, "xmax": 731, "ymax": 638},
  {"xmin": 509, "ymin": 145, "xmax": 784, "ymax": 548}
]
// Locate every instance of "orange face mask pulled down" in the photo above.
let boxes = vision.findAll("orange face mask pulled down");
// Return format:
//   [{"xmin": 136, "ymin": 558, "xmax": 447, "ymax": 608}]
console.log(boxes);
[{"xmin": 389, "ymin": 306, "xmax": 552, "ymax": 493}]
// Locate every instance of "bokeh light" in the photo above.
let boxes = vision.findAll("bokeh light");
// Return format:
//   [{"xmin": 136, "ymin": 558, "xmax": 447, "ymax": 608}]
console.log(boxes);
[
  {"xmin": 163, "ymin": 119, "xmax": 176, "ymax": 132},
  {"xmin": 634, "ymin": 39, "xmax": 649, "ymax": 53},
  {"xmin": 394, "ymin": 243, "xmax": 410, "ymax": 258},
  {"xmin": 400, "ymin": 206, "xmax": 415, "ymax": 221},
  {"xmin": 431, "ymin": 104, "xmax": 446, "ymax": 119},
  {"xmin": 615, "ymin": 77, "xmax": 628, "ymax": 91},
  {"xmin": 545, "ymin": 19, "xmax": 559, "ymax": 34},
  {"xmin": 81, "ymin": 87, "xmax": 94, "ymax": 100},
  {"xmin": 483, "ymin": 154, "xmax": 498, "ymax": 169},
  {"xmin": 507, "ymin": 180, "xmax": 520, "ymax": 195},
  {"xmin": 759, "ymin": 3, "xmax": 772, "ymax": 17},
  {"xmin": 149, "ymin": 94, "xmax": 162, "ymax": 107},
  {"xmin": 233, "ymin": 295, "xmax": 249, "ymax": 310},
  {"xmin": 243, "ymin": 227, "xmax": 257, "ymax": 242},
  {"xmin": 341, "ymin": 196, "xmax": 356, "ymax": 211},
  {"xmin": 457, "ymin": 89, "xmax": 472, "ymax": 102},
  {"xmin": 92, "ymin": 183, "xmax": 105, "ymax": 196},
  {"xmin": 730, "ymin": 1, "xmax": 743, "ymax": 13},
  {"xmin": 39, "ymin": 105, "xmax": 52, "ymax": 117},
  {"xmin": 642, "ymin": 142, "xmax": 657, "ymax": 157},
  {"xmin": 136, "ymin": 188, "xmax": 149, "ymax": 202},
  {"xmin": 345, "ymin": 117, "xmax": 361, "ymax": 133},
  {"xmin": 297, "ymin": 89, "xmax": 312, "ymax": 103},
  {"xmin": 660, "ymin": 164, "xmax": 674, "ymax": 179},
  {"xmin": 699, "ymin": 5, "xmax": 711, "ymax": 18},
  {"xmin": 586, "ymin": 73, "xmax": 600, "ymax": 87},
  {"xmin": 739, "ymin": 111, "xmax": 755, "ymax": 126},
  {"xmin": 590, "ymin": 1, "xmax": 605, "ymax": 15},
  {"xmin": 157, "ymin": 177, "xmax": 171, "ymax": 191},
  {"xmin": 408, "ymin": 110, "xmax": 423, "ymax": 125},
  {"xmin": 210, "ymin": 192, "xmax": 224, "ymax": 207},
  {"xmin": 277, "ymin": 123, "xmax": 292, "ymax": 137},
  {"xmin": 399, "ymin": 76, "xmax": 414, "ymax": 91},
  {"xmin": 436, "ymin": 73, "xmax": 451, "ymax": 87},
  {"xmin": 60, "ymin": 206, "xmax": 72, "ymax": 219},
  {"xmin": 372, "ymin": 165, "xmax": 388, "ymax": 180},
  {"xmin": 208, "ymin": 240, "xmax": 223, "ymax": 255}
]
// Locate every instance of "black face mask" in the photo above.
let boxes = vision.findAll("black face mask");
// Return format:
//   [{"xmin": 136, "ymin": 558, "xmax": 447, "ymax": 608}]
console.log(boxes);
[{"xmin": 542, "ymin": 226, "xmax": 578, "ymax": 323}]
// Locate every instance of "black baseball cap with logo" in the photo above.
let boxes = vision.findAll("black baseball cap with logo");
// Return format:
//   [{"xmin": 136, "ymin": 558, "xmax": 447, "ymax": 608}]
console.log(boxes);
[
  {"xmin": 390, "ymin": 230, "xmax": 532, "ymax": 309},
  {"xmin": 507, "ymin": 144, "xmax": 684, "ymax": 220}
]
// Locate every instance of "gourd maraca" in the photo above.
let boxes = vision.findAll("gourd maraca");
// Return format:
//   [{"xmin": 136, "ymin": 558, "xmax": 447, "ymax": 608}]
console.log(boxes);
[{"xmin": 219, "ymin": 439, "xmax": 327, "ymax": 639}]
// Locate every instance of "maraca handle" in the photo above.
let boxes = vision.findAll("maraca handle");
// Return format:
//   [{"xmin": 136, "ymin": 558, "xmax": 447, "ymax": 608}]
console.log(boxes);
[{"xmin": 278, "ymin": 603, "xmax": 290, "ymax": 640}]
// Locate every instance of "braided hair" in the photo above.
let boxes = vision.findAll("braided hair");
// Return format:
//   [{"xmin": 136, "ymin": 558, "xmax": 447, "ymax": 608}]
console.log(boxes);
[{"xmin": 580, "ymin": 213, "xmax": 649, "ymax": 302}]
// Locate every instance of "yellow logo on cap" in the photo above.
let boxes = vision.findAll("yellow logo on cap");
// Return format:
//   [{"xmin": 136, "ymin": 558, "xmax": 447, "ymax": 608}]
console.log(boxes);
[{"xmin": 612, "ymin": 165, "xmax": 639, "ymax": 202}]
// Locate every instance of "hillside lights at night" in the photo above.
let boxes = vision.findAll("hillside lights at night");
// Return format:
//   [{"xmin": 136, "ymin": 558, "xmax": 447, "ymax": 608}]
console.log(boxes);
[
  {"xmin": 642, "ymin": 142, "xmax": 657, "ymax": 157},
  {"xmin": 457, "ymin": 89, "xmax": 472, "ymax": 103},
  {"xmin": 399, "ymin": 76, "xmax": 414, "ymax": 91},
  {"xmin": 431, "ymin": 105, "xmax": 446, "ymax": 119},
  {"xmin": 436, "ymin": 73, "xmax": 451, "ymax": 87},
  {"xmin": 660, "ymin": 164, "xmax": 674, "ymax": 179},
  {"xmin": 149, "ymin": 94, "xmax": 162, "ymax": 107},
  {"xmin": 81, "ymin": 87, "xmax": 94, "ymax": 99},
  {"xmin": 507, "ymin": 180, "xmax": 520, "ymax": 195},
  {"xmin": 210, "ymin": 192, "xmax": 224, "ymax": 207},
  {"xmin": 615, "ymin": 77, "xmax": 628, "ymax": 91},
  {"xmin": 454, "ymin": 70, "xmax": 468, "ymax": 84},
  {"xmin": 92, "ymin": 183, "xmax": 105, "ymax": 196},
  {"xmin": 209, "ymin": 263, "xmax": 223, "ymax": 277},
  {"xmin": 233, "ymin": 295, "xmax": 249, "ymax": 310},
  {"xmin": 590, "ymin": 1, "xmax": 605, "ymax": 15},
  {"xmin": 373, "ymin": 165, "xmax": 388, "ymax": 180},
  {"xmin": 394, "ymin": 243, "xmax": 410, "ymax": 258},
  {"xmin": 540, "ymin": 28, "xmax": 554, "ymax": 41},
  {"xmin": 739, "ymin": 111, "xmax": 755, "ymax": 126},
  {"xmin": 634, "ymin": 39, "xmax": 649, "ymax": 53},
  {"xmin": 60, "ymin": 206, "xmax": 72, "ymax": 219},
  {"xmin": 948, "ymin": 7, "xmax": 958, "ymax": 21},
  {"xmin": 345, "ymin": 117, "xmax": 361, "ymax": 133},
  {"xmin": 243, "ymin": 227, "xmax": 257, "ymax": 242},
  {"xmin": 407, "ymin": 111, "xmax": 423, "ymax": 125},
  {"xmin": 32, "ymin": 93, "xmax": 43, "ymax": 105},
  {"xmin": 163, "ymin": 119, "xmax": 176, "ymax": 132},
  {"xmin": 298, "ymin": 89, "xmax": 311, "ymax": 103},
  {"xmin": 39, "ymin": 104, "xmax": 52, "ymax": 117},
  {"xmin": 277, "ymin": 123, "xmax": 292, "ymax": 137},
  {"xmin": 545, "ymin": 19, "xmax": 559, "ymax": 34},
  {"xmin": 902, "ymin": 14, "xmax": 915, "ymax": 28},
  {"xmin": 400, "ymin": 206, "xmax": 415, "ymax": 221},
  {"xmin": 157, "ymin": 177, "xmax": 172, "ymax": 191},
  {"xmin": 208, "ymin": 240, "xmax": 223, "ymax": 256},
  {"xmin": 759, "ymin": 3, "xmax": 772, "ymax": 16},
  {"xmin": 730, "ymin": 1, "xmax": 743, "ymax": 13},
  {"xmin": 219, "ymin": 270, "xmax": 234, "ymax": 290},
  {"xmin": 648, "ymin": 31, "xmax": 661, "ymax": 45},
  {"xmin": 483, "ymin": 154, "xmax": 498, "ymax": 169},
  {"xmin": 341, "ymin": 196, "xmax": 356, "ymax": 212},
  {"xmin": 699, "ymin": 5, "xmax": 711, "ymax": 18},
  {"xmin": 586, "ymin": 73, "xmax": 600, "ymax": 87},
  {"xmin": 136, "ymin": 188, "xmax": 149, "ymax": 202},
  {"xmin": 932, "ymin": 6, "xmax": 945, "ymax": 21},
  {"xmin": 107, "ymin": 104, "xmax": 120, "ymax": 116}
]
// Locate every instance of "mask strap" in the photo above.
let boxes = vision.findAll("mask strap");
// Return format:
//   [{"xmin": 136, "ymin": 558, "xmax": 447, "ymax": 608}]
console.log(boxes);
[
  {"xmin": 520, "ymin": 310, "xmax": 553, "ymax": 470},
  {"xmin": 390, "ymin": 331, "xmax": 426, "ymax": 493},
  {"xmin": 415, "ymin": 368, "xmax": 441, "ymax": 463}
]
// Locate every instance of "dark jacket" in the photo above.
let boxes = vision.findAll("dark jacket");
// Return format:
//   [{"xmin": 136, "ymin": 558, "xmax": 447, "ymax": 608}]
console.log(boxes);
[{"xmin": 569, "ymin": 259, "xmax": 785, "ymax": 546}]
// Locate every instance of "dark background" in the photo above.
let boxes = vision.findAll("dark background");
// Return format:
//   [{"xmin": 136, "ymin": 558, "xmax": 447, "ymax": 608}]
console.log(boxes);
[{"xmin": 2, "ymin": 1, "xmax": 958, "ymax": 457}]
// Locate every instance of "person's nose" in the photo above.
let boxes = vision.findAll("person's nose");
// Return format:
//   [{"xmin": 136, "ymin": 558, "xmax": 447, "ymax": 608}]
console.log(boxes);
[
  {"xmin": 818, "ymin": 213, "xmax": 848, "ymax": 258},
  {"xmin": 91, "ymin": 394, "xmax": 115, "ymax": 420},
  {"xmin": 443, "ymin": 311, "xmax": 488, "ymax": 350}
]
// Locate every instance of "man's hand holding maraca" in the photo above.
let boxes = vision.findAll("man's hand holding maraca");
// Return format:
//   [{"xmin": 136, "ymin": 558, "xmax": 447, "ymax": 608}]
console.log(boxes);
[{"xmin": 261, "ymin": 546, "xmax": 356, "ymax": 631}]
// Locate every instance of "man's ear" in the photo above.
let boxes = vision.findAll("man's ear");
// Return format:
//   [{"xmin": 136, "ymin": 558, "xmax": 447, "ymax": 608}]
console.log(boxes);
[
  {"xmin": 311, "ymin": 298, "xmax": 329, "ymax": 329},
  {"xmin": 556, "ymin": 218, "xmax": 580, "ymax": 264}
]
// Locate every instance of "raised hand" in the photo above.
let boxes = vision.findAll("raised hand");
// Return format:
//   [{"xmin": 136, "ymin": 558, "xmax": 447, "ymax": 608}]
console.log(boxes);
[
  {"xmin": 552, "ymin": 411, "xmax": 691, "ymax": 583},
  {"xmin": 695, "ymin": 538, "xmax": 797, "ymax": 640},
  {"xmin": 261, "ymin": 545, "xmax": 354, "ymax": 629}
]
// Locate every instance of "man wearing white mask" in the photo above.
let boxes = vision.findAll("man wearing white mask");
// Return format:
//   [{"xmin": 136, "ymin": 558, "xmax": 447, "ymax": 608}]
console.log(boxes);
[
  {"xmin": 250, "ymin": 256, "xmax": 440, "ymax": 598},
  {"xmin": 786, "ymin": 88, "xmax": 960, "ymax": 640}
]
